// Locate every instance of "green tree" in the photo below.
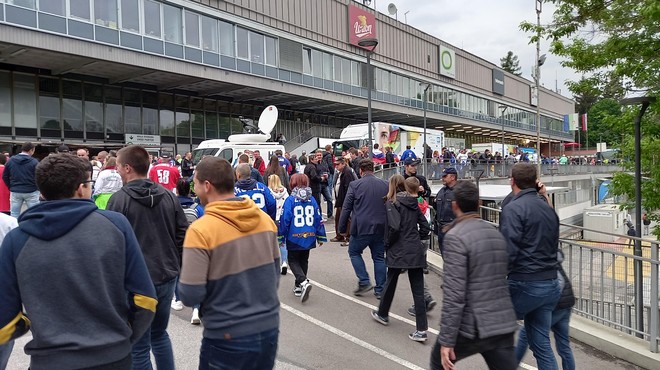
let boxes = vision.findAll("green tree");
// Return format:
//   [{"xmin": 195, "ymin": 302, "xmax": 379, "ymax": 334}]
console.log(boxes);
[{"xmin": 499, "ymin": 51, "xmax": 522, "ymax": 76}]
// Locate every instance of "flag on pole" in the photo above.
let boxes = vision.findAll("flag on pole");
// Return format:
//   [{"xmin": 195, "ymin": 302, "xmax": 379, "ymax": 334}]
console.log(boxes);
[
  {"xmin": 567, "ymin": 113, "xmax": 579, "ymax": 131},
  {"xmin": 582, "ymin": 113, "xmax": 588, "ymax": 132},
  {"xmin": 563, "ymin": 115, "xmax": 570, "ymax": 131}
]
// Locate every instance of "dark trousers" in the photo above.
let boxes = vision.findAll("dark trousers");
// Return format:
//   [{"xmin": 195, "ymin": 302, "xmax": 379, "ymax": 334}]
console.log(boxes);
[
  {"xmin": 430, "ymin": 333, "xmax": 517, "ymax": 370},
  {"xmin": 377, "ymin": 267, "xmax": 428, "ymax": 331},
  {"xmin": 199, "ymin": 328, "xmax": 278, "ymax": 370},
  {"xmin": 334, "ymin": 207, "xmax": 350, "ymax": 241},
  {"xmin": 288, "ymin": 249, "xmax": 310, "ymax": 286}
]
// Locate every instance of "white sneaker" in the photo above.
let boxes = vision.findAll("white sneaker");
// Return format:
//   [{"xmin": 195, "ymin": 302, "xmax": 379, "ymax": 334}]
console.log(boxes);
[
  {"xmin": 171, "ymin": 299, "xmax": 183, "ymax": 311},
  {"xmin": 300, "ymin": 280, "xmax": 312, "ymax": 303},
  {"xmin": 281, "ymin": 262, "xmax": 288, "ymax": 275},
  {"xmin": 190, "ymin": 308, "xmax": 200, "ymax": 325}
]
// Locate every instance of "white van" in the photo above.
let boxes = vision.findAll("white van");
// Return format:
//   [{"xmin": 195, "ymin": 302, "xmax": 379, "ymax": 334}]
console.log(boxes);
[{"xmin": 191, "ymin": 105, "xmax": 285, "ymax": 165}]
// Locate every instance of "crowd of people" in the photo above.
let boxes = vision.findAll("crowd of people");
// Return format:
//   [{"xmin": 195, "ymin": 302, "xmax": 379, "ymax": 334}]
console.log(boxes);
[{"xmin": 0, "ymin": 141, "xmax": 575, "ymax": 370}]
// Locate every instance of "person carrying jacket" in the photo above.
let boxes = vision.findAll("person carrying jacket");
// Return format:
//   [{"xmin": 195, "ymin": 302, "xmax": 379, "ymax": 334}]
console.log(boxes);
[
  {"xmin": 278, "ymin": 173, "xmax": 327, "ymax": 303},
  {"xmin": 0, "ymin": 154, "xmax": 156, "ymax": 370},
  {"xmin": 371, "ymin": 175, "xmax": 431, "ymax": 343},
  {"xmin": 106, "ymin": 145, "xmax": 188, "ymax": 370},
  {"xmin": 234, "ymin": 163, "xmax": 277, "ymax": 220},
  {"xmin": 432, "ymin": 180, "xmax": 518, "ymax": 370}
]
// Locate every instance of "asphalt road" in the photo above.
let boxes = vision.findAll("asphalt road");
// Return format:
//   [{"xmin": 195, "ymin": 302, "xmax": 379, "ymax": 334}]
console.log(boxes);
[{"xmin": 5, "ymin": 225, "xmax": 647, "ymax": 370}]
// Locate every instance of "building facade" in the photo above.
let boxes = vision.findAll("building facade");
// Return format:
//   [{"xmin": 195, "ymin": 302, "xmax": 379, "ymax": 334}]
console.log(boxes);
[{"xmin": 0, "ymin": 0, "xmax": 574, "ymax": 155}]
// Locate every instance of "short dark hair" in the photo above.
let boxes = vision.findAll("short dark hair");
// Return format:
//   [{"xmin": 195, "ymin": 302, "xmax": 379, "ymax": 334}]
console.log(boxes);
[
  {"xmin": 195, "ymin": 157, "xmax": 234, "ymax": 193},
  {"xmin": 117, "ymin": 145, "xmax": 150, "ymax": 176},
  {"xmin": 36, "ymin": 154, "xmax": 90, "ymax": 200},
  {"xmin": 0, "ymin": 153, "xmax": 6, "ymax": 165},
  {"xmin": 453, "ymin": 180, "xmax": 480, "ymax": 213},
  {"xmin": 511, "ymin": 163, "xmax": 537, "ymax": 190},
  {"xmin": 359, "ymin": 159, "xmax": 374, "ymax": 173},
  {"xmin": 176, "ymin": 178, "xmax": 191, "ymax": 197},
  {"xmin": 21, "ymin": 142, "xmax": 35, "ymax": 152}
]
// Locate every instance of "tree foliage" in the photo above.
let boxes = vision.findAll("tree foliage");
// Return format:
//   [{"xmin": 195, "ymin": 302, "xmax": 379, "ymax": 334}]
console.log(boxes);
[{"xmin": 499, "ymin": 51, "xmax": 522, "ymax": 76}]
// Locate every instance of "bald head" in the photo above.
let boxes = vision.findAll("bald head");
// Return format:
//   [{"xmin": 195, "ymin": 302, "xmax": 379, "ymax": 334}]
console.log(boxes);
[{"xmin": 235, "ymin": 163, "xmax": 251, "ymax": 180}]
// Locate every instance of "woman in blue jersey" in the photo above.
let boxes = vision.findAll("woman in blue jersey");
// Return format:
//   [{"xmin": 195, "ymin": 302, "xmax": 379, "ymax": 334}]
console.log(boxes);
[{"xmin": 278, "ymin": 173, "xmax": 327, "ymax": 303}]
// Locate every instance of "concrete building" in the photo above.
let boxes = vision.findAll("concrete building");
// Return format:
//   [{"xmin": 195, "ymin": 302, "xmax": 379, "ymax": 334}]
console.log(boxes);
[{"xmin": 0, "ymin": 0, "xmax": 574, "ymax": 156}]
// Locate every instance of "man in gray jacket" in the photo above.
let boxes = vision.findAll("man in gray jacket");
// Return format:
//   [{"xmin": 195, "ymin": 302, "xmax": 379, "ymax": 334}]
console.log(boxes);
[{"xmin": 431, "ymin": 180, "xmax": 518, "ymax": 370}]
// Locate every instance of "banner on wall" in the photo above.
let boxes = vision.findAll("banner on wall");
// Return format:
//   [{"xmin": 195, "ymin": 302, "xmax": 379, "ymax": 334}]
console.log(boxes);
[
  {"xmin": 348, "ymin": 5, "xmax": 376, "ymax": 49},
  {"xmin": 439, "ymin": 46, "xmax": 456, "ymax": 79}
]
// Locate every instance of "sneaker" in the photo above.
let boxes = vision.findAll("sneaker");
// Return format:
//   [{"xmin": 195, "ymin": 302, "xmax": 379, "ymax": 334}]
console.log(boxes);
[
  {"xmin": 426, "ymin": 299, "xmax": 437, "ymax": 312},
  {"xmin": 407, "ymin": 305, "xmax": 417, "ymax": 317},
  {"xmin": 281, "ymin": 262, "xmax": 288, "ymax": 275},
  {"xmin": 371, "ymin": 310, "xmax": 389, "ymax": 326},
  {"xmin": 190, "ymin": 308, "xmax": 200, "ymax": 325},
  {"xmin": 340, "ymin": 241, "xmax": 349, "ymax": 247},
  {"xmin": 423, "ymin": 267, "xmax": 430, "ymax": 274},
  {"xmin": 353, "ymin": 283, "xmax": 374, "ymax": 296},
  {"xmin": 300, "ymin": 280, "xmax": 312, "ymax": 303},
  {"xmin": 293, "ymin": 286, "xmax": 302, "ymax": 297},
  {"xmin": 374, "ymin": 292, "xmax": 382, "ymax": 300},
  {"xmin": 330, "ymin": 236, "xmax": 344, "ymax": 242},
  {"xmin": 409, "ymin": 330, "xmax": 428, "ymax": 342},
  {"xmin": 171, "ymin": 299, "xmax": 183, "ymax": 311}
]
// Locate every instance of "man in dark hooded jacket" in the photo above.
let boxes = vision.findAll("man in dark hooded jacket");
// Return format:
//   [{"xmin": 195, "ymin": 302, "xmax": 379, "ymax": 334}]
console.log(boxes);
[{"xmin": 106, "ymin": 145, "xmax": 188, "ymax": 370}]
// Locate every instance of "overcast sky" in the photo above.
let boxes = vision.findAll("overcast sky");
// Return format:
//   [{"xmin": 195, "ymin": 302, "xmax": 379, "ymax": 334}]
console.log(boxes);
[{"xmin": 369, "ymin": 0, "xmax": 579, "ymax": 98}]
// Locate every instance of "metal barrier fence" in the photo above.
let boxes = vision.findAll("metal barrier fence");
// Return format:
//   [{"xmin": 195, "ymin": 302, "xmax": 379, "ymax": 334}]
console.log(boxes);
[
  {"xmin": 373, "ymin": 162, "xmax": 622, "ymax": 181},
  {"xmin": 479, "ymin": 205, "xmax": 660, "ymax": 353}
]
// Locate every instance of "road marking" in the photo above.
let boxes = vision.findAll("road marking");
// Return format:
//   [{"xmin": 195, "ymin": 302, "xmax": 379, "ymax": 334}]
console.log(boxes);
[
  {"xmin": 307, "ymin": 277, "xmax": 440, "ymax": 335},
  {"xmin": 282, "ymin": 303, "xmax": 426, "ymax": 370},
  {"xmin": 520, "ymin": 363, "xmax": 537, "ymax": 370}
]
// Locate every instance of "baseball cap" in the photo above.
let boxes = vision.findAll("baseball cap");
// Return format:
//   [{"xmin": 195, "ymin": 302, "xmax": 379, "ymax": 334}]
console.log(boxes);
[
  {"xmin": 442, "ymin": 167, "xmax": 458, "ymax": 176},
  {"xmin": 57, "ymin": 144, "xmax": 69, "ymax": 153},
  {"xmin": 160, "ymin": 153, "xmax": 172, "ymax": 159},
  {"xmin": 404, "ymin": 158, "xmax": 421, "ymax": 166}
]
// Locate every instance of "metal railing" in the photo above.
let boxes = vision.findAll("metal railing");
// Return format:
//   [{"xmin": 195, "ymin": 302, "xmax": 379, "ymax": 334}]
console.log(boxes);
[{"xmin": 478, "ymin": 205, "xmax": 660, "ymax": 353}]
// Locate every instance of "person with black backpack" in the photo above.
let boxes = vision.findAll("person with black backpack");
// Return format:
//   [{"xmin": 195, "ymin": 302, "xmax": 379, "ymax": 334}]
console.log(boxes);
[{"xmin": 171, "ymin": 178, "xmax": 204, "ymax": 325}]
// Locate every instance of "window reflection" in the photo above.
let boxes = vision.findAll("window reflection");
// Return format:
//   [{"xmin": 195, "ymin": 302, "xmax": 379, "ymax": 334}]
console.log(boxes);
[
  {"xmin": 265, "ymin": 36, "xmax": 277, "ymax": 66},
  {"xmin": 185, "ymin": 11, "xmax": 200, "ymax": 47},
  {"xmin": 121, "ymin": 0, "xmax": 139, "ymax": 33},
  {"xmin": 94, "ymin": 0, "xmax": 118, "ymax": 29},
  {"xmin": 163, "ymin": 4, "xmax": 182, "ymax": 43},
  {"xmin": 0, "ymin": 72, "xmax": 10, "ymax": 127},
  {"xmin": 303, "ymin": 48, "xmax": 312, "ymax": 75},
  {"xmin": 236, "ymin": 27, "xmax": 248, "ymax": 59},
  {"xmin": 70, "ymin": 0, "xmax": 91, "ymax": 21},
  {"xmin": 219, "ymin": 21, "xmax": 234, "ymax": 56},
  {"xmin": 143, "ymin": 0, "xmax": 161, "ymax": 38},
  {"xmin": 250, "ymin": 31, "xmax": 264, "ymax": 63},
  {"xmin": 201, "ymin": 16, "xmax": 218, "ymax": 52},
  {"xmin": 40, "ymin": 0, "xmax": 65, "ymax": 16}
]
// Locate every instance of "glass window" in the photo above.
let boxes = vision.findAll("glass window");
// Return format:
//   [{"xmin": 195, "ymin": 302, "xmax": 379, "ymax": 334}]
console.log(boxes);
[
  {"xmin": 236, "ymin": 27, "xmax": 249, "ymax": 60},
  {"xmin": 351, "ymin": 60, "xmax": 360, "ymax": 86},
  {"xmin": 322, "ymin": 52, "xmax": 332, "ymax": 80},
  {"xmin": 398, "ymin": 75, "xmax": 408, "ymax": 97},
  {"xmin": 8, "ymin": 0, "xmax": 35, "ymax": 9},
  {"xmin": 389, "ymin": 72, "xmax": 397, "ymax": 94},
  {"xmin": 39, "ymin": 96, "xmax": 60, "ymax": 130},
  {"xmin": 143, "ymin": 0, "xmax": 160, "ymax": 38},
  {"xmin": 311, "ymin": 49, "xmax": 322, "ymax": 78},
  {"xmin": 265, "ymin": 36, "xmax": 277, "ymax": 66},
  {"xmin": 192, "ymin": 111, "xmax": 204, "ymax": 138},
  {"xmin": 250, "ymin": 31, "xmax": 264, "ymax": 63},
  {"xmin": 39, "ymin": 0, "xmax": 65, "ymax": 15},
  {"xmin": 333, "ymin": 56, "xmax": 342, "ymax": 82},
  {"xmin": 13, "ymin": 74, "xmax": 37, "ymax": 129},
  {"xmin": 124, "ymin": 88, "xmax": 140, "ymax": 134},
  {"xmin": 94, "ymin": 0, "xmax": 118, "ymax": 29},
  {"xmin": 159, "ymin": 93, "xmax": 174, "ymax": 136},
  {"xmin": 205, "ymin": 111, "xmax": 218, "ymax": 139},
  {"xmin": 105, "ymin": 86, "xmax": 122, "ymax": 134},
  {"xmin": 219, "ymin": 21, "xmax": 234, "ymax": 57},
  {"xmin": 70, "ymin": 0, "xmax": 91, "ymax": 21},
  {"xmin": 201, "ymin": 16, "xmax": 218, "ymax": 52},
  {"xmin": 382, "ymin": 70, "xmax": 390, "ymax": 93},
  {"xmin": 176, "ymin": 111, "xmax": 190, "ymax": 138},
  {"xmin": 184, "ymin": 11, "xmax": 200, "ymax": 47},
  {"xmin": 303, "ymin": 48, "xmax": 312, "ymax": 75},
  {"xmin": 163, "ymin": 4, "xmax": 182, "ymax": 43},
  {"xmin": 0, "ymin": 72, "xmax": 10, "ymax": 128},
  {"xmin": 142, "ymin": 91, "xmax": 158, "ymax": 135},
  {"xmin": 341, "ymin": 59, "xmax": 351, "ymax": 84},
  {"xmin": 120, "ymin": 0, "xmax": 139, "ymax": 33},
  {"xmin": 62, "ymin": 80, "xmax": 82, "ymax": 132},
  {"xmin": 84, "ymin": 83, "xmax": 104, "ymax": 133}
]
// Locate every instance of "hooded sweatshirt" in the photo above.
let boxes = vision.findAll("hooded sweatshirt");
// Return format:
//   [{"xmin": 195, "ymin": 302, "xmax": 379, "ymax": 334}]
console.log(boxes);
[
  {"xmin": 278, "ymin": 187, "xmax": 327, "ymax": 250},
  {"xmin": 234, "ymin": 178, "xmax": 277, "ymax": 220},
  {"xmin": 0, "ymin": 199, "xmax": 156, "ymax": 370},
  {"xmin": 2, "ymin": 153, "xmax": 39, "ymax": 193},
  {"xmin": 178, "ymin": 198, "xmax": 280, "ymax": 340},
  {"xmin": 106, "ymin": 179, "xmax": 188, "ymax": 284}
]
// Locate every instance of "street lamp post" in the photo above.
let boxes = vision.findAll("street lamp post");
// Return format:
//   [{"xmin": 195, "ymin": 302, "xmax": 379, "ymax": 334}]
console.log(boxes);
[
  {"xmin": 499, "ymin": 105, "xmax": 508, "ymax": 176},
  {"xmin": 535, "ymin": 0, "xmax": 543, "ymax": 176},
  {"xmin": 621, "ymin": 96, "xmax": 656, "ymax": 337},
  {"xmin": 420, "ymin": 82, "xmax": 431, "ymax": 177},
  {"xmin": 358, "ymin": 38, "xmax": 379, "ymax": 159}
]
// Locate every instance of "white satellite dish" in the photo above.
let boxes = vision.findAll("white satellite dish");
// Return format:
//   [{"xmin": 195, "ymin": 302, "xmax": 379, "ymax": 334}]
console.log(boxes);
[
  {"xmin": 227, "ymin": 105, "xmax": 279, "ymax": 143},
  {"xmin": 388, "ymin": 3, "xmax": 398, "ymax": 18}
]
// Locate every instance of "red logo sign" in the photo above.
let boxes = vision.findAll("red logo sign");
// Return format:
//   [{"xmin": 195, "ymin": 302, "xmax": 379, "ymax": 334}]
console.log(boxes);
[{"xmin": 348, "ymin": 5, "xmax": 376, "ymax": 48}]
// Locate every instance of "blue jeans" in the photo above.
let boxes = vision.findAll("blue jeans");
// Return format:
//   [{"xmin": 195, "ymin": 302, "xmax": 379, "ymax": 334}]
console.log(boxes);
[
  {"xmin": 10, "ymin": 190, "xmax": 40, "ymax": 218},
  {"xmin": 132, "ymin": 278, "xmax": 175, "ymax": 370},
  {"xmin": 199, "ymin": 328, "xmax": 279, "ymax": 370},
  {"xmin": 348, "ymin": 233, "xmax": 386, "ymax": 295},
  {"xmin": 508, "ymin": 279, "xmax": 561, "ymax": 370},
  {"xmin": 320, "ymin": 183, "xmax": 333, "ymax": 218},
  {"xmin": 516, "ymin": 307, "xmax": 575, "ymax": 370},
  {"xmin": 279, "ymin": 244, "xmax": 288, "ymax": 263},
  {"xmin": 0, "ymin": 340, "xmax": 13, "ymax": 369}
]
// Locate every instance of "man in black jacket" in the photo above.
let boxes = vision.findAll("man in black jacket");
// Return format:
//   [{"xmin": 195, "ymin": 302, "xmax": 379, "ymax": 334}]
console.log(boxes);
[
  {"xmin": 402, "ymin": 158, "xmax": 431, "ymax": 199},
  {"xmin": 500, "ymin": 162, "xmax": 561, "ymax": 370},
  {"xmin": 331, "ymin": 158, "xmax": 355, "ymax": 243},
  {"xmin": 2, "ymin": 142, "xmax": 40, "ymax": 218},
  {"xmin": 432, "ymin": 180, "xmax": 518, "ymax": 370},
  {"xmin": 181, "ymin": 152, "xmax": 194, "ymax": 179},
  {"xmin": 107, "ymin": 145, "xmax": 188, "ymax": 370},
  {"xmin": 435, "ymin": 167, "xmax": 458, "ymax": 252},
  {"xmin": 304, "ymin": 153, "xmax": 323, "ymax": 207}
]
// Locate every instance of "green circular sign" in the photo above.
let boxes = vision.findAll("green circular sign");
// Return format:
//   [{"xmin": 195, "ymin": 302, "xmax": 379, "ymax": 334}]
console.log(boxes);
[{"xmin": 441, "ymin": 50, "xmax": 453, "ymax": 70}]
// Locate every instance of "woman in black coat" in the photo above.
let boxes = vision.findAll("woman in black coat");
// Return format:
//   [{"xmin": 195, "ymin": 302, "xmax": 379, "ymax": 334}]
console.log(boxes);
[{"xmin": 371, "ymin": 174, "xmax": 432, "ymax": 343}]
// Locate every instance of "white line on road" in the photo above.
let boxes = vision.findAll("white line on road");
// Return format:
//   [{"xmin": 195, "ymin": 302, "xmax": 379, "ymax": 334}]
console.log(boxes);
[{"xmin": 281, "ymin": 303, "xmax": 426, "ymax": 370}]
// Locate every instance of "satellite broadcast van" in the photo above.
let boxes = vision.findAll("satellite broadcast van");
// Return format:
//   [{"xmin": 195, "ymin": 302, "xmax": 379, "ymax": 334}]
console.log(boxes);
[
  {"xmin": 333, "ymin": 122, "xmax": 445, "ymax": 158},
  {"xmin": 192, "ymin": 105, "xmax": 285, "ymax": 165}
]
